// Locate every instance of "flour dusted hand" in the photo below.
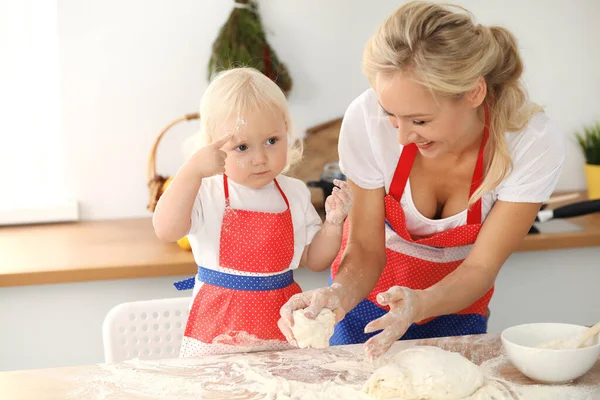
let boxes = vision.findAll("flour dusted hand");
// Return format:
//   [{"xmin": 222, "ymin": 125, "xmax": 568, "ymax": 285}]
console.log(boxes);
[
  {"xmin": 325, "ymin": 180, "xmax": 353, "ymax": 225},
  {"xmin": 363, "ymin": 286, "xmax": 422, "ymax": 360},
  {"xmin": 186, "ymin": 133, "xmax": 231, "ymax": 179},
  {"xmin": 278, "ymin": 284, "xmax": 346, "ymax": 346},
  {"xmin": 291, "ymin": 308, "xmax": 336, "ymax": 349}
]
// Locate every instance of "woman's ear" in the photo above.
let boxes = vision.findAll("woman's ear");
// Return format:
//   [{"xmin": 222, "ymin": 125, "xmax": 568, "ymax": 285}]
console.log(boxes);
[{"xmin": 466, "ymin": 76, "xmax": 487, "ymax": 108}]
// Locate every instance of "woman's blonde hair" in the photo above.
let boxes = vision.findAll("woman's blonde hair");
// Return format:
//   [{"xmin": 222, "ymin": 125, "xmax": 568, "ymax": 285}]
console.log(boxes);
[
  {"xmin": 363, "ymin": 1, "xmax": 543, "ymax": 205},
  {"xmin": 193, "ymin": 67, "xmax": 302, "ymax": 172}
]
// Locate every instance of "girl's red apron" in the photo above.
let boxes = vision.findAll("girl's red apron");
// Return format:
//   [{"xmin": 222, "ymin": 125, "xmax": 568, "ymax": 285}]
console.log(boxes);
[
  {"xmin": 330, "ymin": 110, "xmax": 493, "ymax": 345},
  {"xmin": 174, "ymin": 175, "xmax": 301, "ymax": 356}
]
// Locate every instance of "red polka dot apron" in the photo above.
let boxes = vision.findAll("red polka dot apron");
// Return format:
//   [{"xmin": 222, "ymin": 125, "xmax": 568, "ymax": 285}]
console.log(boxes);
[
  {"xmin": 330, "ymin": 109, "xmax": 493, "ymax": 345},
  {"xmin": 174, "ymin": 175, "xmax": 301, "ymax": 356}
]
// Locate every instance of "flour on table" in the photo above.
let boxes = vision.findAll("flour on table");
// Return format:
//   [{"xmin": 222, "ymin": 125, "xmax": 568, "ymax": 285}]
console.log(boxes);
[
  {"xmin": 180, "ymin": 330, "xmax": 294, "ymax": 357},
  {"xmin": 478, "ymin": 353, "xmax": 600, "ymax": 400},
  {"xmin": 364, "ymin": 346, "xmax": 485, "ymax": 400},
  {"xmin": 291, "ymin": 308, "xmax": 335, "ymax": 349},
  {"xmin": 65, "ymin": 339, "xmax": 599, "ymax": 400}
]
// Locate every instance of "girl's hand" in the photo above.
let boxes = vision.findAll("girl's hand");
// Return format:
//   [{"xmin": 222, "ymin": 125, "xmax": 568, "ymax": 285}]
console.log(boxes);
[
  {"xmin": 325, "ymin": 180, "xmax": 353, "ymax": 225},
  {"xmin": 363, "ymin": 286, "xmax": 423, "ymax": 360},
  {"xmin": 278, "ymin": 283, "xmax": 346, "ymax": 346},
  {"xmin": 186, "ymin": 134, "xmax": 231, "ymax": 179}
]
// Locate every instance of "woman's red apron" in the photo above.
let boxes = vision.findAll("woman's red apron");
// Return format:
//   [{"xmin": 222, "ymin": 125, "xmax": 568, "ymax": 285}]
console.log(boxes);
[
  {"xmin": 174, "ymin": 175, "xmax": 301, "ymax": 356},
  {"xmin": 330, "ymin": 111, "xmax": 493, "ymax": 345}
]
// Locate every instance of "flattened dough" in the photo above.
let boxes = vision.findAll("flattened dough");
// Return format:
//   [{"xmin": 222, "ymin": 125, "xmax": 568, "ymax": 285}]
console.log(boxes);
[
  {"xmin": 364, "ymin": 346, "xmax": 484, "ymax": 399},
  {"xmin": 291, "ymin": 308, "xmax": 335, "ymax": 349}
]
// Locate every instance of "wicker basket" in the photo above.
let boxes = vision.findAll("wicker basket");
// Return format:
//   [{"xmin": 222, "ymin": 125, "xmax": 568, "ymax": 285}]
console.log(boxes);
[{"xmin": 146, "ymin": 112, "xmax": 200, "ymax": 212}]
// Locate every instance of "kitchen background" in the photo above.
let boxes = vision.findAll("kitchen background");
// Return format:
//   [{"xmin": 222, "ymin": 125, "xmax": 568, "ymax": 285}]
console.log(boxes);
[
  {"xmin": 59, "ymin": 0, "xmax": 598, "ymax": 219},
  {"xmin": 1, "ymin": 0, "xmax": 599, "ymax": 372}
]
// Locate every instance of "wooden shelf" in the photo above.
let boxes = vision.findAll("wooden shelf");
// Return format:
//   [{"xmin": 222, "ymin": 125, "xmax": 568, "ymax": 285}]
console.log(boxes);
[
  {"xmin": 0, "ymin": 218, "xmax": 196, "ymax": 287},
  {"xmin": 1, "ymin": 192, "xmax": 598, "ymax": 287}
]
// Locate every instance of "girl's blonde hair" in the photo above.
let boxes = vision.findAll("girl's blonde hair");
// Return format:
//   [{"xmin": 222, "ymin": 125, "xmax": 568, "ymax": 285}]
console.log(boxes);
[
  {"xmin": 194, "ymin": 67, "xmax": 302, "ymax": 172},
  {"xmin": 363, "ymin": 1, "xmax": 543, "ymax": 205}
]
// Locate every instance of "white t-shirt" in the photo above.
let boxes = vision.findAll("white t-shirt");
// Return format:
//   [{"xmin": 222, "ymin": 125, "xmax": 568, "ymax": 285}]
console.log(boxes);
[
  {"xmin": 187, "ymin": 174, "xmax": 322, "ymax": 280},
  {"xmin": 338, "ymin": 89, "xmax": 566, "ymax": 237}
]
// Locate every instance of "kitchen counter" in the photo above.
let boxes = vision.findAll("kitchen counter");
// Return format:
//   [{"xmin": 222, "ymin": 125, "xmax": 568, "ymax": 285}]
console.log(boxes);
[
  {"xmin": 1, "ymin": 192, "xmax": 598, "ymax": 287},
  {"xmin": 1, "ymin": 334, "xmax": 598, "ymax": 399}
]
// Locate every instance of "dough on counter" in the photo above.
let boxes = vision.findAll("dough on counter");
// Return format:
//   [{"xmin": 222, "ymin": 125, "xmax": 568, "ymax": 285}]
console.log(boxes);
[
  {"xmin": 291, "ymin": 308, "xmax": 336, "ymax": 349},
  {"xmin": 363, "ymin": 346, "xmax": 484, "ymax": 400}
]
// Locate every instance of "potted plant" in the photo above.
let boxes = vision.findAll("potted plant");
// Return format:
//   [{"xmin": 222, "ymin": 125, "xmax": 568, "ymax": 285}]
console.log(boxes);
[{"xmin": 576, "ymin": 122, "xmax": 600, "ymax": 199}]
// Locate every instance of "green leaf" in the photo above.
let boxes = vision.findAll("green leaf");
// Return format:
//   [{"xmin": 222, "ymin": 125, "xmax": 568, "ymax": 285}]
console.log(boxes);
[{"xmin": 575, "ymin": 122, "xmax": 600, "ymax": 165}]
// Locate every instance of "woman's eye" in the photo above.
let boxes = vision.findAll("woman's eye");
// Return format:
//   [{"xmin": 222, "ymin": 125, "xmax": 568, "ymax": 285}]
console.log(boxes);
[
  {"xmin": 413, "ymin": 120, "xmax": 426, "ymax": 126},
  {"xmin": 382, "ymin": 109, "xmax": 393, "ymax": 117},
  {"xmin": 236, "ymin": 144, "xmax": 248, "ymax": 151}
]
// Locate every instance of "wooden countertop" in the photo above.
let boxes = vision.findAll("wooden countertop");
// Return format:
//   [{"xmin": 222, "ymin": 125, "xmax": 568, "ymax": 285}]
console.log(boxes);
[
  {"xmin": 0, "ymin": 218, "xmax": 196, "ymax": 287},
  {"xmin": 1, "ymin": 334, "xmax": 598, "ymax": 398},
  {"xmin": 1, "ymin": 192, "xmax": 598, "ymax": 287}
]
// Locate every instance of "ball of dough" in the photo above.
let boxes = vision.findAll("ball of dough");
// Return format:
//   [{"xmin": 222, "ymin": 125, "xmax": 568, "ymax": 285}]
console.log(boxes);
[
  {"xmin": 291, "ymin": 308, "xmax": 336, "ymax": 349},
  {"xmin": 363, "ymin": 346, "xmax": 484, "ymax": 400}
]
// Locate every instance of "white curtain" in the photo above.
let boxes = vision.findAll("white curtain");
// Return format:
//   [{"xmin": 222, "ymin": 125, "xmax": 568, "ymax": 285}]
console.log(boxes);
[{"xmin": 0, "ymin": 0, "xmax": 67, "ymax": 211}]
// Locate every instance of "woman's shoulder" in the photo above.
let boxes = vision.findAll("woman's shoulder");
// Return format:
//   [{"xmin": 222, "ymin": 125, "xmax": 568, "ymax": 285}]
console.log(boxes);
[
  {"xmin": 340, "ymin": 88, "xmax": 397, "ymax": 144},
  {"xmin": 505, "ymin": 111, "xmax": 566, "ymax": 161},
  {"xmin": 493, "ymin": 111, "xmax": 566, "ymax": 201},
  {"xmin": 344, "ymin": 88, "xmax": 381, "ymax": 120}
]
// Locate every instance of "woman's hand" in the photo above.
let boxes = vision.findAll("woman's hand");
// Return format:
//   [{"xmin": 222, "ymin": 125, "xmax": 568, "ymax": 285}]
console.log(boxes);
[
  {"xmin": 325, "ymin": 180, "xmax": 353, "ymax": 225},
  {"xmin": 363, "ymin": 286, "xmax": 423, "ymax": 360},
  {"xmin": 278, "ymin": 283, "xmax": 346, "ymax": 345}
]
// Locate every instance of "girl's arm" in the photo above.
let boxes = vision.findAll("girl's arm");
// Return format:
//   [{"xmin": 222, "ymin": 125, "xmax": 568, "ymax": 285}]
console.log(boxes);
[
  {"xmin": 300, "ymin": 180, "xmax": 353, "ymax": 272},
  {"xmin": 153, "ymin": 134, "xmax": 230, "ymax": 242}
]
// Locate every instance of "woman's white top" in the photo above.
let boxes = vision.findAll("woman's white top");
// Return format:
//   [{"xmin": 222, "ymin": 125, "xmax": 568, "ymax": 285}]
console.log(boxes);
[{"xmin": 338, "ymin": 89, "xmax": 566, "ymax": 237}]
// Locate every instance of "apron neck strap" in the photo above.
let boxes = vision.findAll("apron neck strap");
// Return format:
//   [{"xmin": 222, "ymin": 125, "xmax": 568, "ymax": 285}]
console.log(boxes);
[
  {"xmin": 223, "ymin": 174, "xmax": 289, "ymax": 208},
  {"xmin": 466, "ymin": 103, "xmax": 490, "ymax": 225}
]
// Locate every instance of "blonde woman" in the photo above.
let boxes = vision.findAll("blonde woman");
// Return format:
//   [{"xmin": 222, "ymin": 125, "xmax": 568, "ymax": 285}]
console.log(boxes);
[
  {"xmin": 153, "ymin": 67, "xmax": 353, "ymax": 356},
  {"xmin": 279, "ymin": 2, "xmax": 566, "ymax": 360}
]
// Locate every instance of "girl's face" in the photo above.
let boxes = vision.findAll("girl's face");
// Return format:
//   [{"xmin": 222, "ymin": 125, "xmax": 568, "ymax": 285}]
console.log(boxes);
[
  {"xmin": 375, "ymin": 71, "xmax": 485, "ymax": 159},
  {"xmin": 216, "ymin": 108, "xmax": 288, "ymax": 189}
]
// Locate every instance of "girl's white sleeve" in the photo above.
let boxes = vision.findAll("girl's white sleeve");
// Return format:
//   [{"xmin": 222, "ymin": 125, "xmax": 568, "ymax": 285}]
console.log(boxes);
[
  {"xmin": 304, "ymin": 185, "xmax": 323, "ymax": 245},
  {"xmin": 187, "ymin": 190, "xmax": 203, "ymax": 235}
]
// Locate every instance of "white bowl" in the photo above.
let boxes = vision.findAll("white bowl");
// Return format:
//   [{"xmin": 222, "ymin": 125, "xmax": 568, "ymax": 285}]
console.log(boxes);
[{"xmin": 501, "ymin": 323, "xmax": 600, "ymax": 384}]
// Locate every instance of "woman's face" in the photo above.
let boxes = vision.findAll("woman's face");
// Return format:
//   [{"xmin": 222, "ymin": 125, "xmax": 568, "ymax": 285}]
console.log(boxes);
[{"xmin": 375, "ymin": 71, "xmax": 484, "ymax": 158}]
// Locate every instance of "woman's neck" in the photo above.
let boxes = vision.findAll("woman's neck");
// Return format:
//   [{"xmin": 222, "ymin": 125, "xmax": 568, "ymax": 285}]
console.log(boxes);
[{"xmin": 447, "ymin": 106, "xmax": 486, "ymax": 162}]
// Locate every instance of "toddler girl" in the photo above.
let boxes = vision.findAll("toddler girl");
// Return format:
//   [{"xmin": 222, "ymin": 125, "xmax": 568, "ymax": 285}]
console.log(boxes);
[{"xmin": 153, "ymin": 67, "xmax": 352, "ymax": 356}]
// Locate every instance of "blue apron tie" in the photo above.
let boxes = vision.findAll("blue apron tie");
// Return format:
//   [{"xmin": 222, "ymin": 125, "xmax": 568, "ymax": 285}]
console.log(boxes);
[{"xmin": 174, "ymin": 266, "xmax": 294, "ymax": 291}]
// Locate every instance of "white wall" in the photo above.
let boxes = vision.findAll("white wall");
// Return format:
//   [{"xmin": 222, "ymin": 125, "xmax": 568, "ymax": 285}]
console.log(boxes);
[
  {"xmin": 57, "ymin": 0, "xmax": 600, "ymax": 220},
  {"xmin": 1, "ymin": 249, "xmax": 598, "ymax": 372}
]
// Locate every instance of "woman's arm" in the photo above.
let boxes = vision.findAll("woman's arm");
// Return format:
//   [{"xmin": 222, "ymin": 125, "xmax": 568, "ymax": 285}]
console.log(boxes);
[
  {"xmin": 416, "ymin": 200, "xmax": 541, "ymax": 319},
  {"xmin": 277, "ymin": 179, "xmax": 387, "ymax": 342},
  {"xmin": 364, "ymin": 200, "xmax": 541, "ymax": 359},
  {"xmin": 334, "ymin": 179, "xmax": 388, "ymax": 313}
]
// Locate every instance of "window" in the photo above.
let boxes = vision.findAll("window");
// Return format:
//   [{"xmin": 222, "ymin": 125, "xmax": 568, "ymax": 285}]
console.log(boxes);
[{"xmin": 0, "ymin": 0, "xmax": 77, "ymax": 225}]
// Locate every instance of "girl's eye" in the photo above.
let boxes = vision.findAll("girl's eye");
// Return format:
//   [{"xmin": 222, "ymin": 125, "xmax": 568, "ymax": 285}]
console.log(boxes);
[
  {"xmin": 413, "ymin": 120, "xmax": 426, "ymax": 126},
  {"xmin": 382, "ymin": 109, "xmax": 393, "ymax": 117},
  {"xmin": 236, "ymin": 144, "xmax": 248, "ymax": 152},
  {"xmin": 266, "ymin": 137, "xmax": 278, "ymax": 145}
]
